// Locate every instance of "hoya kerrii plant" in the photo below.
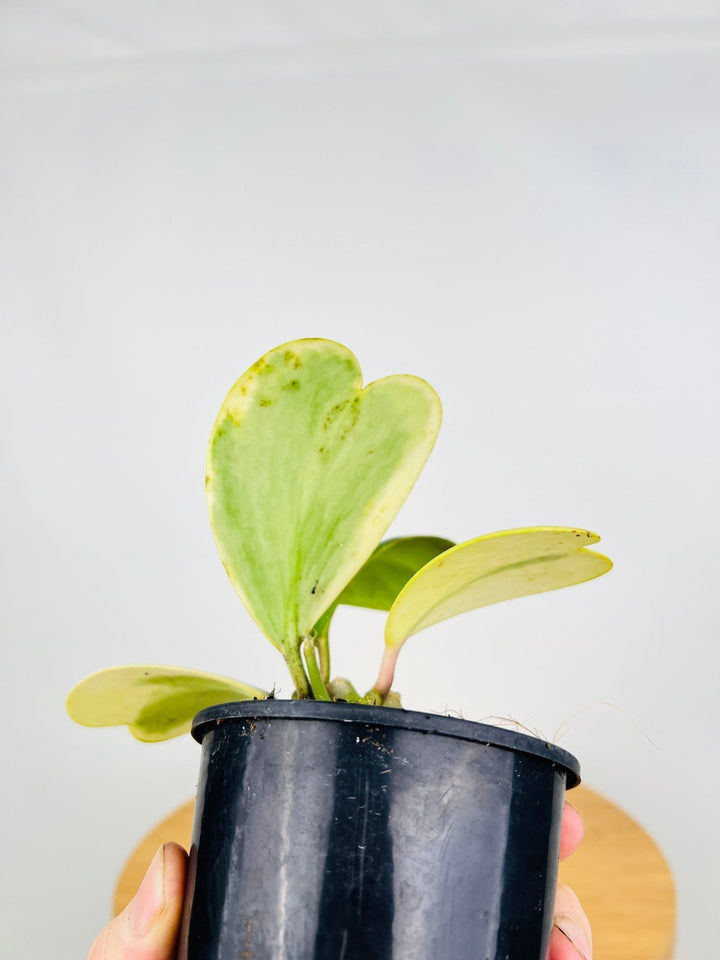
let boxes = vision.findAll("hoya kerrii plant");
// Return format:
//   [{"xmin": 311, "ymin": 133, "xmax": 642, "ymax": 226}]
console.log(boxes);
[{"xmin": 67, "ymin": 338, "xmax": 612, "ymax": 742}]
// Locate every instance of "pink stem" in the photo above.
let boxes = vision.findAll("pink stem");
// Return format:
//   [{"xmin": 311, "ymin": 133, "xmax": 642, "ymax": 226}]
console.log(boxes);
[{"xmin": 374, "ymin": 646, "xmax": 400, "ymax": 698}]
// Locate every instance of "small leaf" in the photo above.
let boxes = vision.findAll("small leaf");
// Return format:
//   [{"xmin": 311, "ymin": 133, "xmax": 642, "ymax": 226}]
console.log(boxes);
[
  {"xmin": 310, "ymin": 536, "xmax": 454, "ymax": 657},
  {"xmin": 376, "ymin": 528, "xmax": 611, "ymax": 694},
  {"xmin": 387, "ymin": 527, "xmax": 611, "ymax": 646},
  {"xmin": 337, "ymin": 536, "xmax": 455, "ymax": 611},
  {"xmin": 206, "ymin": 339, "xmax": 442, "ymax": 659},
  {"xmin": 66, "ymin": 666, "xmax": 267, "ymax": 742}
]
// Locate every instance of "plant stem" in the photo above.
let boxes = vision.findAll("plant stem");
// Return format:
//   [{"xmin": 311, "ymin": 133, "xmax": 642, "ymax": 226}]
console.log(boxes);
[
  {"xmin": 285, "ymin": 642, "xmax": 311, "ymax": 699},
  {"xmin": 301, "ymin": 638, "xmax": 331, "ymax": 701},
  {"xmin": 312, "ymin": 605, "xmax": 335, "ymax": 684},
  {"xmin": 316, "ymin": 630, "xmax": 330, "ymax": 684},
  {"xmin": 373, "ymin": 645, "xmax": 400, "ymax": 699}
]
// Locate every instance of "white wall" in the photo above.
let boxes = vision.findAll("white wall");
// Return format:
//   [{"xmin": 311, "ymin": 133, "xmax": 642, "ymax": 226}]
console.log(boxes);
[{"xmin": 1, "ymin": 27, "xmax": 718, "ymax": 959}]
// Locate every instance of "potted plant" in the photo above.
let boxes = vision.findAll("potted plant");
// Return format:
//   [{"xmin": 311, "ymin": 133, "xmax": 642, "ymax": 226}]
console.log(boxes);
[{"xmin": 68, "ymin": 338, "xmax": 611, "ymax": 960}]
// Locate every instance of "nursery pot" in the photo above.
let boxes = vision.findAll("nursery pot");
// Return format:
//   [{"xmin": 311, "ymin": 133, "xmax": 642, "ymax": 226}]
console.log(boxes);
[{"xmin": 179, "ymin": 700, "xmax": 580, "ymax": 960}]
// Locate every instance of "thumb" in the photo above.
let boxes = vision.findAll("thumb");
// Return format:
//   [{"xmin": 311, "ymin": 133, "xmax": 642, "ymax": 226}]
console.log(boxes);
[
  {"xmin": 88, "ymin": 843, "xmax": 188, "ymax": 960},
  {"xmin": 548, "ymin": 884, "xmax": 593, "ymax": 960}
]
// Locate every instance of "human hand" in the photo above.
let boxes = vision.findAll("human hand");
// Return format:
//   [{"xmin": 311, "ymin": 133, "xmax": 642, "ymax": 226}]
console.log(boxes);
[
  {"xmin": 549, "ymin": 802, "xmax": 593, "ymax": 960},
  {"xmin": 88, "ymin": 842, "xmax": 187, "ymax": 960},
  {"xmin": 88, "ymin": 804, "xmax": 591, "ymax": 960}
]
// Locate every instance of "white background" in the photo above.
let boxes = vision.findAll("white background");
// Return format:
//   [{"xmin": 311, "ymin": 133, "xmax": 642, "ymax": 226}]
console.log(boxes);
[{"xmin": 1, "ymin": 4, "xmax": 719, "ymax": 958}]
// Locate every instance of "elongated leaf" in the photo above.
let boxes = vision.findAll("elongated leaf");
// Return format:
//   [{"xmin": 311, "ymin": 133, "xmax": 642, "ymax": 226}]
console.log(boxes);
[
  {"xmin": 206, "ymin": 339, "xmax": 442, "ymax": 656},
  {"xmin": 66, "ymin": 666, "xmax": 267, "ymax": 742},
  {"xmin": 377, "ymin": 528, "xmax": 611, "ymax": 691},
  {"xmin": 337, "ymin": 536, "xmax": 455, "ymax": 611},
  {"xmin": 386, "ymin": 527, "xmax": 611, "ymax": 647}
]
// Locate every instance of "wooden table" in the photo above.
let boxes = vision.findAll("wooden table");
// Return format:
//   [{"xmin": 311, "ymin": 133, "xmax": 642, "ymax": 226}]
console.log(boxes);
[{"xmin": 114, "ymin": 785, "xmax": 675, "ymax": 959}]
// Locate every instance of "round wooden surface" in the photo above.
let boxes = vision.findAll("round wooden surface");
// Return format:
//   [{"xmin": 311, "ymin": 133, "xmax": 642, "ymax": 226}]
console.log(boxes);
[{"xmin": 114, "ymin": 785, "xmax": 675, "ymax": 960}]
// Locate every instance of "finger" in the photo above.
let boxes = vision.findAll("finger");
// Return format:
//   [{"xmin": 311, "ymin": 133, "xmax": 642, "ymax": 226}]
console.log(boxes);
[
  {"xmin": 548, "ymin": 884, "xmax": 593, "ymax": 960},
  {"xmin": 559, "ymin": 801, "xmax": 584, "ymax": 860},
  {"xmin": 88, "ymin": 843, "xmax": 188, "ymax": 960}
]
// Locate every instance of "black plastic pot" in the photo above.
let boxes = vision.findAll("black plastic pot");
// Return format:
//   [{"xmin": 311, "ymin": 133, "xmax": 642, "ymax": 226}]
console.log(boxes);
[{"xmin": 178, "ymin": 700, "xmax": 580, "ymax": 960}]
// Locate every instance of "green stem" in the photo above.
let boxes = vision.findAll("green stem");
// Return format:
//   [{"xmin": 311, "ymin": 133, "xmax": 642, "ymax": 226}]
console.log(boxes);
[
  {"xmin": 312, "ymin": 604, "xmax": 336, "ymax": 684},
  {"xmin": 316, "ymin": 630, "xmax": 330, "ymax": 685},
  {"xmin": 301, "ymin": 638, "xmax": 331, "ymax": 701},
  {"xmin": 284, "ymin": 642, "xmax": 311, "ymax": 699}
]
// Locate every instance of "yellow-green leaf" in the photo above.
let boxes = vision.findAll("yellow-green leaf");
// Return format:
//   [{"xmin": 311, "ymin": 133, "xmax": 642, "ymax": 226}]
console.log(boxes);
[
  {"xmin": 66, "ymin": 665, "xmax": 267, "ymax": 742},
  {"xmin": 376, "ymin": 527, "xmax": 611, "ymax": 693},
  {"xmin": 206, "ymin": 339, "xmax": 442, "ymax": 657}
]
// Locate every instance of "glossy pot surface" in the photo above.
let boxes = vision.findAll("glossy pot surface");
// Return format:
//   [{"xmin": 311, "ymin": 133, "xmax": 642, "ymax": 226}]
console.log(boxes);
[{"xmin": 179, "ymin": 700, "xmax": 579, "ymax": 960}]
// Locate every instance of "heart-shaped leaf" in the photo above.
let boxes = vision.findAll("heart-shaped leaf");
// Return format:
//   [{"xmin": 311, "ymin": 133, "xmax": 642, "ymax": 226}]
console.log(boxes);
[
  {"xmin": 206, "ymin": 339, "xmax": 442, "ymax": 670},
  {"xmin": 66, "ymin": 666, "xmax": 267, "ymax": 742},
  {"xmin": 375, "ymin": 527, "xmax": 612, "ymax": 694}
]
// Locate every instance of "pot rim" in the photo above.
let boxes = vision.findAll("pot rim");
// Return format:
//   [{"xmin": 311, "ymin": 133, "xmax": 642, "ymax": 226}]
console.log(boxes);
[{"xmin": 192, "ymin": 699, "xmax": 580, "ymax": 788}]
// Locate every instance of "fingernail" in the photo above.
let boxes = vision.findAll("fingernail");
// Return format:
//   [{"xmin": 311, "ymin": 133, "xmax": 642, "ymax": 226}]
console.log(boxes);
[
  {"xmin": 129, "ymin": 845, "xmax": 165, "ymax": 938},
  {"xmin": 554, "ymin": 916, "xmax": 592, "ymax": 960}
]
